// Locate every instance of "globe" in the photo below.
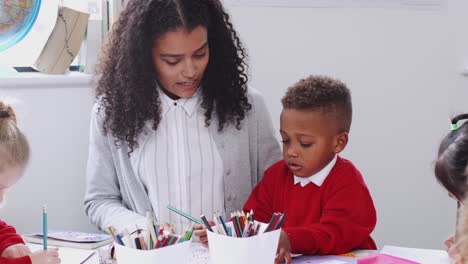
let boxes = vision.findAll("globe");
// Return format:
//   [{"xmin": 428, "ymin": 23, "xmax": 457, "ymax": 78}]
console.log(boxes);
[{"xmin": 0, "ymin": 0, "xmax": 41, "ymax": 52}]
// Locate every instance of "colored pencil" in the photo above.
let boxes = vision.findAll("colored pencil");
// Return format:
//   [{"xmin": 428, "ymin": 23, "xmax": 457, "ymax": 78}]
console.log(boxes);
[
  {"xmin": 42, "ymin": 205, "xmax": 47, "ymax": 250},
  {"xmin": 167, "ymin": 205, "xmax": 204, "ymax": 225}
]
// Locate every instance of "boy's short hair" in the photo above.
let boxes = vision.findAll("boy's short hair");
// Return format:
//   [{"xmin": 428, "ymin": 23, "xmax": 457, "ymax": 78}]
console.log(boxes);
[{"xmin": 281, "ymin": 75, "xmax": 352, "ymax": 133}]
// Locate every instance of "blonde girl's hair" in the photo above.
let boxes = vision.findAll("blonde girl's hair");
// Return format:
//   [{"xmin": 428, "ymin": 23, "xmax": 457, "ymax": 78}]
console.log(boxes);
[{"xmin": 0, "ymin": 102, "xmax": 30, "ymax": 172}]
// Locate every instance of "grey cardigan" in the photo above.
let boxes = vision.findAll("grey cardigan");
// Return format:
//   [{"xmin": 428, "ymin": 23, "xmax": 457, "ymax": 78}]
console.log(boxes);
[{"xmin": 84, "ymin": 88, "xmax": 282, "ymax": 232}]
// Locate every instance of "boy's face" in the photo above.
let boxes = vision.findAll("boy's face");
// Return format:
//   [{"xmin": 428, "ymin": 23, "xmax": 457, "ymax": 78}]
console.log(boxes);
[{"xmin": 280, "ymin": 108, "xmax": 348, "ymax": 178}]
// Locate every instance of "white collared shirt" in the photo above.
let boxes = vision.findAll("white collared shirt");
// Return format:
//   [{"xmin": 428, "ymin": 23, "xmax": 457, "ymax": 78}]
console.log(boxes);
[
  {"xmin": 134, "ymin": 88, "xmax": 224, "ymax": 233},
  {"xmin": 294, "ymin": 155, "xmax": 337, "ymax": 187}
]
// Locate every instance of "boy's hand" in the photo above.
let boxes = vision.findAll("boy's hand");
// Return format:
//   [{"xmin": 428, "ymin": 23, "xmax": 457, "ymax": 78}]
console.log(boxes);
[
  {"xmin": 193, "ymin": 220, "xmax": 215, "ymax": 247},
  {"xmin": 275, "ymin": 230, "xmax": 292, "ymax": 264},
  {"xmin": 1, "ymin": 243, "xmax": 31, "ymax": 258},
  {"xmin": 29, "ymin": 248, "xmax": 60, "ymax": 264}
]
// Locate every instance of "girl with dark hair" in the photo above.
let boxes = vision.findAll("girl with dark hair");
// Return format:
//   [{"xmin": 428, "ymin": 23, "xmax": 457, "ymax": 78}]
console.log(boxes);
[
  {"xmin": 434, "ymin": 114, "xmax": 468, "ymax": 259},
  {"xmin": 84, "ymin": 0, "xmax": 281, "ymax": 236}
]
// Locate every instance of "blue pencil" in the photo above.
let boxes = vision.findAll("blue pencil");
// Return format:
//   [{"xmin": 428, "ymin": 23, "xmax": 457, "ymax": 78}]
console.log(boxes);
[
  {"xmin": 115, "ymin": 234, "xmax": 125, "ymax": 246},
  {"xmin": 43, "ymin": 205, "xmax": 47, "ymax": 250},
  {"xmin": 219, "ymin": 216, "xmax": 230, "ymax": 236}
]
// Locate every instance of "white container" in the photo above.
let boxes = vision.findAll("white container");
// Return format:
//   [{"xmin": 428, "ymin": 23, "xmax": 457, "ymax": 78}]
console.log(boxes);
[
  {"xmin": 207, "ymin": 229, "xmax": 281, "ymax": 264},
  {"xmin": 114, "ymin": 240, "xmax": 191, "ymax": 264}
]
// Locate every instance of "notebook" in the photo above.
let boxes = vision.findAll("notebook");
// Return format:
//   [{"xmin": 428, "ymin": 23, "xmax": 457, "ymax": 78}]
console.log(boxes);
[{"xmin": 23, "ymin": 230, "xmax": 113, "ymax": 250}]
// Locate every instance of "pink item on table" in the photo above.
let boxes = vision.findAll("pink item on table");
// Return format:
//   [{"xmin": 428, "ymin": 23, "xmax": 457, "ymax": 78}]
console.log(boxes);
[{"xmin": 358, "ymin": 253, "xmax": 420, "ymax": 264}]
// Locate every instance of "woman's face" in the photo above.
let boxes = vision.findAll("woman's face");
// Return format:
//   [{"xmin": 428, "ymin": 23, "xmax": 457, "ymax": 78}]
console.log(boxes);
[{"xmin": 152, "ymin": 26, "xmax": 209, "ymax": 99}]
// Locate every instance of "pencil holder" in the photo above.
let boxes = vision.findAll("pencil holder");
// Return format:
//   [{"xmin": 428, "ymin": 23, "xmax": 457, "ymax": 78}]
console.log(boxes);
[
  {"xmin": 207, "ymin": 229, "xmax": 280, "ymax": 264},
  {"xmin": 114, "ymin": 240, "xmax": 191, "ymax": 264}
]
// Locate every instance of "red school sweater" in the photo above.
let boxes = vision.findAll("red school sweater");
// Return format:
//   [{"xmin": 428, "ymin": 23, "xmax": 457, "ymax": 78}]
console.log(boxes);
[
  {"xmin": 243, "ymin": 157, "xmax": 377, "ymax": 255},
  {"xmin": 0, "ymin": 220, "xmax": 31, "ymax": 264}
]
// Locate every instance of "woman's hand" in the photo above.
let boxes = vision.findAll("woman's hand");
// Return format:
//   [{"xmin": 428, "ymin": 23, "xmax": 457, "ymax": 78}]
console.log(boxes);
[
  {"xmin": 1, "ymin": 243, "xmax": 31, "ymax": 258},
  {"xmin": 275, "ymin": 230, "xmax": 292, "ymax": 264},
  {"xmin": 29, "ymin": 248, "xmax": 60, "ymax": 264},
  {"xmin": 193, "ymin": 224, "xmax": 208, "ymax": 246},
  {"xmin": 193, "ymin": 220, "xmax": 215, "ymax": 247}
]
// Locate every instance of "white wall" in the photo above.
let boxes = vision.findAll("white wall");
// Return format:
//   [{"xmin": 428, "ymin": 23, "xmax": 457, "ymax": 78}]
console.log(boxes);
[
  {"xmin": 0, "ymin": 75, "xmax": 98, "ymax": 234},
  {"xmin": 1, "ymin": 0, "xmax": 468, "ymax": 250}
]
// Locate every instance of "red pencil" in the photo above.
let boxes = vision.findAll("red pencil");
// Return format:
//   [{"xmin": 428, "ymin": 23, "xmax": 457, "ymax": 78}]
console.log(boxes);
[
  {"xmin": 232, "ymin": 218, "xmax": 241, "ymax": 237},
  {"xmin": 154, "ymin": 236, "xmax": 163, "ymax": 249},
  {"xmin": 160, "ymin": 235, "xmax": 170, "ymax": 247}
]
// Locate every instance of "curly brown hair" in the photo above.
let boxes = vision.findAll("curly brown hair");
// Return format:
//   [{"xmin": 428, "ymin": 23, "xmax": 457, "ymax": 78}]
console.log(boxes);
[
  {"xmin": 281, "ymin": 75, "xmax": 352, "ymax": 133},
  {"xmin": 96, "ymin": 0, "xmax": 251, "ymax": 153}
]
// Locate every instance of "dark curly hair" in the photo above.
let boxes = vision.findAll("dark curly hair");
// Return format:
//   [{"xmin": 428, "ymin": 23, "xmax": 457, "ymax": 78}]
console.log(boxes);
[
  {"xmin": 281, "ymin": 75, "xmax": 352, "ymax": 133},
  {"xmin": 96, "ymin": 0, "xmax": 251, "ymax": 153},
  {"xmin": 435, "ymin": 114, "xmax": 468, "ymax": 201}
]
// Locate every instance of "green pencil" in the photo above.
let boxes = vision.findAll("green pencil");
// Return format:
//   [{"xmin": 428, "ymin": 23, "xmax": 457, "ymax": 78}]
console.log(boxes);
[{"xmin": 166, "ymin": 205, "xmax": 204, "ymax": 225}]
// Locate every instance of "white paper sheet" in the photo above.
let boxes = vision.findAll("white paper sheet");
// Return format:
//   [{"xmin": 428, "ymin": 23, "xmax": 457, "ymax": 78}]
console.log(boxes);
[
  {"xmin": 381, "ymin": 245, "xmax": 450, "ymax": 264},
  {"xmin": 189, "ymin": 243, "xmax": 212, "ymax": 264},
  {"xmin": 27, "ymin": 243, "xmax": 97, "ymax": 264},
  {"xmin": 207, "ymin": 229, "xmax": 280, "ymax": 264},
  {"xmin": 114, "ymin": 240, "xmax": 191, "ymax": 264}
]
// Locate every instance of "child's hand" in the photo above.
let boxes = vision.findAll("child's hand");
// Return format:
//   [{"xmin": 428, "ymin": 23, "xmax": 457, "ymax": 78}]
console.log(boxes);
[
  {"xmin": 445, "ymin": 235, "xmax": 461, "ymax": 260},
  {"xmin": 445, "ymin": 235, "xmax": 455, "ymax": 252},
  {"xmin": 1, "ymin": 243, "xmax": 31, "ymax": 258},
  {"xmin": 29, "ymin": 248, "xmax": 60, "ymax": 264},
  {"xmin": 449, "ymin": 241, "xmax": 462, "ymax": 259},
  {"xmin": 451, "ymin": 246, "xmax": 465, "ymax": 264},
  {"xmin": 275, "ymin": 230, "xmax": 292, "ymax": 264},
  {"xmin": 453, "ymin": 256, "xmax": 464, "ymax": 264},
  {"xmin": 193, "ymin": 220, "xmax": 215, "ymax": 247}
]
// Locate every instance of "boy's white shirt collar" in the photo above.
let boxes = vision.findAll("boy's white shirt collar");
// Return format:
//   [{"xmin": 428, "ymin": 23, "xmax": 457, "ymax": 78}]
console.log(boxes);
[
  {"xmin": 294, "ymin": 154, "xmax": 337, "ymax": 187},
  {"xmin": 158, "ymin": 84, "xmax": 201, "ymax": 118}
]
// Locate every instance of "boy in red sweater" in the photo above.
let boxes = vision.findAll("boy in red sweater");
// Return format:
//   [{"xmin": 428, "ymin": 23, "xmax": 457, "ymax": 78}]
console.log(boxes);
[
  {"xmin": 243, "ymin": 75, "xmax": 377, "ymax": 264},
  {"xmin": 0, "ymin": 102, "xmax": 60, "ymax": 264}
]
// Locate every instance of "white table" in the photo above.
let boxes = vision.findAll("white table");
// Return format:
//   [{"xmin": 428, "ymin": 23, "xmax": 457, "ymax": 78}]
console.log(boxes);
[{"xmin": 27, "ymin": 243, "xmax": 445, "ymax": 264}]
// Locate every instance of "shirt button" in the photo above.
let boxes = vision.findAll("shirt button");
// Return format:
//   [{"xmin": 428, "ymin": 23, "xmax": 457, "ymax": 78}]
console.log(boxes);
[{"xmin": 174, "ymin": 102, "xmax": 177, "ymax": 106}]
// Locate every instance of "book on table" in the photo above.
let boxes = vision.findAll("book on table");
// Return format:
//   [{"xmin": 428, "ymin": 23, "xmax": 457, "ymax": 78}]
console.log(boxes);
[{"xmin": 23, "ymin": 230, "xmax": 113, "ymax": 250}]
